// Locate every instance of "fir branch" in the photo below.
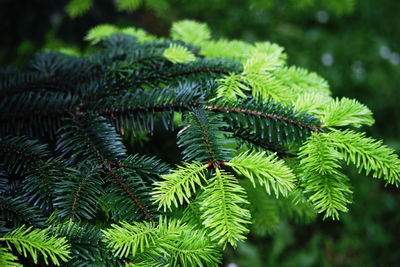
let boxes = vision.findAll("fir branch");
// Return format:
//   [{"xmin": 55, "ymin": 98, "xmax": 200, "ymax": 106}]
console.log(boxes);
[
  {"xmin": 177, "ymin": 108, "xmax": 234, "ymax": 164},
  {"xmin": 204, "ymin": 105, "xmax": 322, "ymax": 132},
  {"xmin": 152, "ymin": 161, "xmax": 209, "ymax": 211},
  {"xmin": 106, "ymin": 166, "xmax": 155, "ymax": 225},
  {"xmin": 0, "ymin": 226, "xmax": 71, "ymax": 266},
  {"xmin": 200, "ymin": 169, "xmax": 251, "ymax": 248},
  {"xmin": 327, "ymin": 129, "xmax": 400, "ymax": 184},
  {"xmin": 227, "ymin": 150, "xmax": 297, "ymax": 197}
]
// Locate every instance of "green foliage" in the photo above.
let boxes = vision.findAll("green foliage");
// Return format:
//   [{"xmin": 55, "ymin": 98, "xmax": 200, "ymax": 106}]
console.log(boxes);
[
  {"xmin": 326, "ymin": 130, "xmax": 400, "ymax": 184},
  {"xmin": 85, "ymin": 24, "xmax": 120, "ymax": 44},
  {"xmin": 115, "ymin": 0, "xmax": 142, "ymax": 11},
  {"xmin": 152, "ymin": 161, "xmax": 208, "ymax": 210},
  {"xmin": 1, "ymin": 18, "xmax": 399, "ymax": 265},
  {"xmin": 102, "ymin": 217, "xmax": 222, "ymax": 266},
  {"xmin": 177, "ymin": 108, "xmax": 234, "ymax": 162},
  {"xmin": 200, "ymin": 169, "xmax": 251, "ymax": 247},
  {"xmin": 65, "ymin": 0, "xmax": 94, "ymax": 18},
  {"xmin": 228, "ymin": 151, "xmax": 296, "ymax": 197},
  {"xmin": 163, "ymin": 44, "xmax": 196, "ymax": 64},
  {"xmin": 320, "ymin": 98, "xmax": 375, "ymax": 127},
  {"xmin": 0, "ymin": 226, "xmax": 71, "ymax": 265},
  {"xmin": 170, "ymin": 20, "xmax": 211, "ymax": 46},
  {"xmin": 0, "ymin": 247, "xmax": 21, "ymax": 267}
]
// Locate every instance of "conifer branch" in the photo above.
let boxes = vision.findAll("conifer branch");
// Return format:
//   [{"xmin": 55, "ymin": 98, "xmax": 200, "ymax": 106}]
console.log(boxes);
[
  {"xmin": 204, "ymin": 105, "xmax": 323, "ymax": 132},
  {"xmin": 106, "ymin": 166, "xmax": 156, "ymax": 226}
]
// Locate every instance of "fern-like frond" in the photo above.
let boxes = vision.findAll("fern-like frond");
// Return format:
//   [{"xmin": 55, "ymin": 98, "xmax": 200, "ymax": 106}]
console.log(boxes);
[
  {"xmin": 299, "ymin": 133, "xmax": 342, "ymax": 174},
  {"xmin": 85, "ymin": 24, "xmax": 120, "ymax": 44},
  {"xmin": 152, "ymin": 161, "xmax": 208, "ymax": 211},
  {"xmin": 0, "ymin": 247, "xmax": 21, "ymax": 267},
  {"xmin": 301, "ymin": 171, "xmax": 352, "ymax": 220},
  {"xmin": 215, "ymin": 73, "xmax": 248, "ymax": 99},
  {"xmin": 200, "ymin": 169, "xmax": 251, "ymax": 247},
  {"xmin": 103, "ymin": 217, "xmax": 222, "ymax": 266},
  {"xmin": 170, "ymin": 20, "xmax": 211, "ymax": 46},
  {"xmin": 0, "ymin": 226, "xmax": 71, "ymax": 265},
  {"xmin": 320, "ymin": 97, "xmax": 374, "ymax": 127},
  {"xmin": 327, "ymin": 130, "xmax": 400, "ymax": 184},
  {"xmin": 227, "ymin": 150, "xmax": 296, "ymax": 197},
  {"xmin": 163, "ymin": 44, "xmax": 196, "ymax": 64}
]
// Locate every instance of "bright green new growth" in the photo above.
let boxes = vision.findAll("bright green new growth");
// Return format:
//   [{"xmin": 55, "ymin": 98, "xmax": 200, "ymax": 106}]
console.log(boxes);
[
  {"xmin": 102, "ymin": 217, "xmax": 221, "ymax": 266},
  {"xmin": 170, "ymin": 20, "xmax": 211, "ymax": 46},
  {"xmin": 227, "ymin": 151, "xmax": 296, "ymax": 197},
  {"xmin": 0, "ymin": 226, "xmax": 71, "ymax": 265},
  {"xmin": 320, "ymin": 98, "xmax": 374, "ymax": 127},
  {"xmin": 2, "ymin": 18, "xmax": 400, "ymax": 266},
  {"xmin": 326, "ymin": 130, "xmax": 400, "ymax": 184},
  {"xmin": 65, "ymin": 0, "xmax": 93, "ymax": 18},
  {"xmin": 115, "ymin": 0, "xmax": 142, "ymax": 11},
  {"xmin": 85, "ymin": 24, "xmax": 155, "ymax": 44},
  {"xmin": 0, "ymin": 247, "xmax": 21, "ymax": 267},
  {"xmin": 163, "ymin": 44, "xmax": 196, "ymax": 64},
  {"xmin": 200, "ymin": 169, "xmax": 251, "ymax": 247},
  {"xmin": 152, "ymin": 162, "xmax": 208, "ymax": 211}
]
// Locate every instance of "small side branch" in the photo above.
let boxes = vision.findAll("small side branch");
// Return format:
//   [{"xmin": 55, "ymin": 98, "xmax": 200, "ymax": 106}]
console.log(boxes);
[
  {"xmin": 204, "ymin": 105, "xmax": 323, "ymax": 132},
  {"xmin": 106, "ymin": 166, "xmax": 155, "ymax": 226}
]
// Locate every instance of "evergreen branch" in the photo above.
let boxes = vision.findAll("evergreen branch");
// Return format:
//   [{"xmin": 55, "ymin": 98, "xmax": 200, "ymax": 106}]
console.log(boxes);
[
  {"xmin": 163, "ymin": 44, "xmax": 196, "ymax": 64},
  {"xmin": 51, "ymin": 222, "xmax": 124, "ymax": 267},
  {"xmin": 232, "ymin": 130, "xmax": 296, "ymax": 158},
  {"xmin": 326, "ymin": 130, "xmax": 400, "ymax": 184},
  {"xmin": 0, "ymin": 136, "xmax": 50, "ymax": 174},
  {"xmin": 0, "ymin": 195, "xmax": 46, "ymax": 229},
  {"xmin": 103, "ymin": 217, "xmax": 222, "ymax": 266},
  {"xmin": 152, "ymin": 162, "xmax": 209, "ymax": 211},
  {"xmin": 102, "ymin": 219, "xmax": 168, "ymax": 258},
  {"xmin": 109, "ymin": 154, "xmax": 170, "ymax": 184},
  {"xmin": 299, "ymin": 133, "xmax": 342, "ymax": 175},
  {"xmin": 299, "ymin": 133, "xmax": 353, "ymax": 219},
  {"xmin": 301, "ymin": 171, "xmax": 352, "ymax": 220},
  {"xmin": 0, "ymin": 247, "xmax": 21, "ymax": 267},
  {"xmin": 0, "ymin": 226, "xmax": 71, "ymax": 266},
  {"xmin": 204, "ymin": 104, "xmax": 322, "ymax": 132},
  {"xmin": 227, "ymin": 150, "xmax": 297, "ymax": 197},
  {"xmin": 106, "ymin": 166, "xmax": 155, "ymax": 225},
  {"xmin": 165, "ymin": 69, "xmax": 230, "ymax": 78},
  {"xmin": 200, "ymin": 169, "xmax": 251, "ymax": 248},
  {"xmin": 177, "ymin": 108, "xmax": 234, "ymax": 164},
  {"xmin": 320, "ymin": 97, "xmax": 374, "ymax": 127},
  {"xmin": 56, "ymin": 115, "xmax": 126, "ymax": 163},
  {"xmin": 53, "ymin": 164, "xmax": 104, "ymax": 220},
  {"xmin": 23, "ymin": 159, "xmax": 66, "ymax": 213},
  {"xmin": 171, "ymin": 20, "xmax": 211, "ymax": 46}
]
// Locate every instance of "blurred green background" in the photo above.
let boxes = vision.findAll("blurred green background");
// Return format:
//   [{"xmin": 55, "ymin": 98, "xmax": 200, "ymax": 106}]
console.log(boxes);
[{"xmin": 1, "ymin": 0, "xmax": 399, "ymax": 265}]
